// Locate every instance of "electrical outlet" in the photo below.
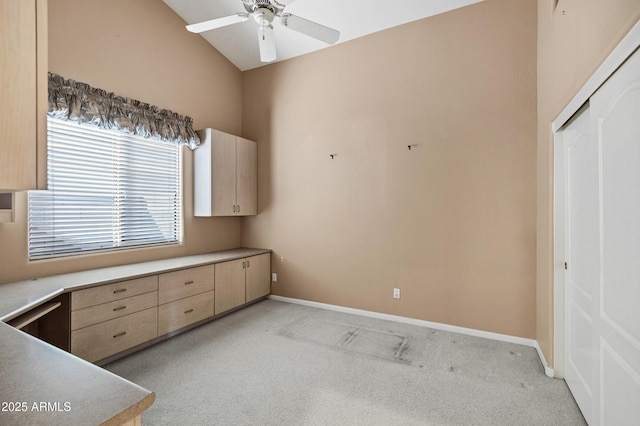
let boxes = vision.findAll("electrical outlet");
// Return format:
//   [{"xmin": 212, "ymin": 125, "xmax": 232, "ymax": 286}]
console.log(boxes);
[
  {"xmin": 272, "ymin": 273, "xmax": 278, "ymax": 282},
  {"xmin": 393, "ymin": 288, "xmax": 400, "ymax": 299}
]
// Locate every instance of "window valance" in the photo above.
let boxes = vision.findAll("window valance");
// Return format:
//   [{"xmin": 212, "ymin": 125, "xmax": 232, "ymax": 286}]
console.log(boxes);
[{"xmin": 48, "ymin": 73, "xmax": 200, "ymax": 149}]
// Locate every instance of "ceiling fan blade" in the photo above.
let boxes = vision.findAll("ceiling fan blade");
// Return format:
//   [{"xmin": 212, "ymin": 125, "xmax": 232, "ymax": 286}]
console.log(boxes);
[
  {"xmin": 258, "ymin": 25, "xmax": 277, "ymax": 63},
  {"xmin": 186, "ymin": 13, "xmax": 249, "ymax": 33},
  {"xmin": 280, "ymin": 14, "xmax": 340, "ymax": 45}
]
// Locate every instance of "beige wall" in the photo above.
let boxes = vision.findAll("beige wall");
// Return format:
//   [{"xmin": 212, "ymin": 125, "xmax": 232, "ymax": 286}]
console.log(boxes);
[
  {"xmin": 0, "ymin": 0, "xmax": 243, "ymax": 284},
  {"xmin": 242, "ymin": 0, "xmax": 538, "ymax": 338},
  {"xmin": 536, "ymin": 0, "xmax": 640, "ymax": 364}
]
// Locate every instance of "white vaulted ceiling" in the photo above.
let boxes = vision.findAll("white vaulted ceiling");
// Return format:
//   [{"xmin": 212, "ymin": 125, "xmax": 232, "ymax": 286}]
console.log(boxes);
[{"xmin": 163, "ymin": 0, "xmax": 484, "ymax": 71}]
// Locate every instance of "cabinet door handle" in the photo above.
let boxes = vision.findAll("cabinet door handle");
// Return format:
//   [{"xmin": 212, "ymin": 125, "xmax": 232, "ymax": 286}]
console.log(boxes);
[
  {"xmin": 113, "ymin": 331, "xmax": 127, "ymax": 338},
  {"xmin": 184, "ymin": 309, "xmax": 194, "ymax": 314},
  {"xmin": 113, "ymin": 306, "xmax": 127, "ymax": 312},
  {"xmin": 184, "ymin": 280, "xmax": 194, "ymax": 285},
  {"xmin": 242, "ymin": 261, "xmax": 246, "ymax": 269},
  {"xmin": 247, "ymin": 260, "xmax": 250, "ymax": 268},
  {"xmin": 237, "ymin": 204, "xmax": 241, "ymax": 213},
  {"xmin": 113, "ymin": 288, "xmax": 127, "ymax": 294}
]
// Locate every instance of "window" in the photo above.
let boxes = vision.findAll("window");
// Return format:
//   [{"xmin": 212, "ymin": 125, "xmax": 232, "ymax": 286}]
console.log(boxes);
[{"xmin": 28, "ymin": 117, "xmax": 183, "ymax": 260}]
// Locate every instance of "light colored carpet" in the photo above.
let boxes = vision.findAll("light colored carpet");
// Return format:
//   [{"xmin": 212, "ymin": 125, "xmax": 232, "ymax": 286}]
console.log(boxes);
[{"xmin": 105, "ymin": 299, "xmax": 586, "ymax": 425}]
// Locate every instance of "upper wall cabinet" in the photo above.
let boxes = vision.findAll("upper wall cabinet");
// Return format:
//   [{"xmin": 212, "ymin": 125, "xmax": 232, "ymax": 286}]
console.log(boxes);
[
  {"xmin": 0, "ymin": 0, "xmax": 47, "ymax": 191},
  {"xmin": 194, "ymin": 128, "xmax": 257, "ymax": 216}
]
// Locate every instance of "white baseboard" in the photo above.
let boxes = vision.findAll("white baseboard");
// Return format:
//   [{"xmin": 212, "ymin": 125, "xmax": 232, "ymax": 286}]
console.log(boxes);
[{"xmin": 268, "ymin": 294, "xmax": 555, "ymax": 378}]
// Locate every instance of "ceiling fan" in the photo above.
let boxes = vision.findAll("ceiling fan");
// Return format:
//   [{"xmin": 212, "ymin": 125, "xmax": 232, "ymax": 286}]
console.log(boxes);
[{"xmin": 186, "ymin": 0, "xmax": 340, "ymax": 63}]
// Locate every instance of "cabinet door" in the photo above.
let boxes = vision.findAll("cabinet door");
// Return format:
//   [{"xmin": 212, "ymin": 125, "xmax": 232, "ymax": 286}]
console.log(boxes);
[
  {"xmin": 214, "ymin": 259, "xmax": 246, "ymax": 315},
  {"xmin": 194, "ymin": 128, "xmax": 237, "ymax": 216},
  {"xmin": 245, "ymin": 253, "xmax": 271, "ymax": 302},
  {"xmin": 0, "ymin": 0, "xmax": 37, "ymax": 190},
  {"xmin": 236, "ymin": 137, "xmax": 257, "ymax": 215},
  {"xmin": 211, "ymin": 130, "xmax": 237, "ymax": 216},
  {"xmin": 194, "ymin": 129, "xmax": 257, "ymax": 217}
]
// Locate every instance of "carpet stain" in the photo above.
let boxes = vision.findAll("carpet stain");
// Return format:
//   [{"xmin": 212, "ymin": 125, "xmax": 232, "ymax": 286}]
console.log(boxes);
[{"xmin": 283, "ymin": 318, "xmax": 412, "ymax": 364}]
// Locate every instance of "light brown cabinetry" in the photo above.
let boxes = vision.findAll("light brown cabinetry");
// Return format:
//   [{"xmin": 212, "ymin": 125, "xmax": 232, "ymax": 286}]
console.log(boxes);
[
  {"xmin": 70, "ymin": 276, "xmax": 158, "ymax": 363},
  {"xmin": 72, "ymin": 276, "xmax": 157, "ymax": 310},
  {"xmin": 29, "ymin": 250, "xmax": 270, "ymax": 364},
  {"xmin": 0, "ymin": 0, "xmax": 47, "ymax": 191},
  {"xmin": 158, "ymin": 265, "xmax": 214, "ymax": 335},
  {"xmin": 245, "ymin": 253, "xmax": 271, "ymax": 302},
  {"xmin": 71, "ymin": 308, "xmax": 158, "ymax": 364},
  {"xmin": 158, "ymin": 292, "xmax": 214, "ymax": 335},
  {"xmin": 194, "ymin": 128, "xmax": 257, "ymax": 216},
  {"xmin": 215, "ymin": 253, "xmax": 271, "ymax": 315},
  {"xmin": 214, "ymin": 259, "xmax": 246, "ymax": 315},
  {"xmin": 71, "ymin": 292, "xmax": 157, "ymax": 330}
]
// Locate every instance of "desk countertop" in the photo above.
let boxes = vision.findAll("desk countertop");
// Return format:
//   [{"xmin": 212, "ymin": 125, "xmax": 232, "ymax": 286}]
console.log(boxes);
[
  {"xmin": 0, "ymin": 323, "xmax": 155, "ymax": 425},
  {"xmin": 0, "ymin": 247, "xmax": 271, "ymax": 322}
]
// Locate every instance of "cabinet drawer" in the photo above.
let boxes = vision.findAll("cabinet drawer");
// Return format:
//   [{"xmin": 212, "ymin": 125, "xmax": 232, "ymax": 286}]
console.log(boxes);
[
  {"xmin": 158, "ymin": 265, "xmax": 214, "ymax": 304},
  {"xmin": 71, "ymin": 291, "xmax": 158, "ymax": 331},
  {"xmin": 72, "ymin": 275, "xmax": 158, "ymax": 310},
  {"xmin": 158, "ymin": 291, "xmax": 214, "ymax": 336},
  {"xmin": 71, "ymin": 307, "xmax": 158, "ymax": 363}
]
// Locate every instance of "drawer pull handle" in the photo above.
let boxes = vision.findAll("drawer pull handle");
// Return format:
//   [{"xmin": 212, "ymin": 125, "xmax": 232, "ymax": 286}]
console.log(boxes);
[
  {"xmin": 113, "ymin": 288, "xmax": 127, "ymax": 294},
  {"xmin": 184, "ymin": 309, "xmax": 194, "ymax": 314},
  {"xmin": 113, "ymin": 331, "xmax": 127, "ymax": 338},
  {"xmin": 113, "ymin": 306, "xmax": 127, "ymax": 312},
  {"xmin": 184, "ymin": 280, "xmax": 194, "ymax": 285}
]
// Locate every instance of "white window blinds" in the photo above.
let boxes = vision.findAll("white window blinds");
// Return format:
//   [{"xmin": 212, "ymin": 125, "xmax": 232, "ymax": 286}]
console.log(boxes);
[{"xmin": 28, "ymin": 118, "xmax": 182, "ymax": 260}]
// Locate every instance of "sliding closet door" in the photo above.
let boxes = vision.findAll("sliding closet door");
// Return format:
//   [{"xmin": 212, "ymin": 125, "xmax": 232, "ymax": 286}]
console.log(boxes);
[
  {"xmin": 589, "ymin": 47, "xmax": 640, "ymax": 426},
  {"xmin": 563, "ymin": 103, "xmax": 598, "ymax": 425},
  {"xmin": 562, "ymin": 47, "xmax": 640, "ymax": 425}
]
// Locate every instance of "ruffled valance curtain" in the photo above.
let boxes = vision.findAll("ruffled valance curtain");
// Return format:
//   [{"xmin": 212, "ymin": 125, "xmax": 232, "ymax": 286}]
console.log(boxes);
[{"xmin": 48, "ymin": 73, "xmax": 200, "ymax": 149}]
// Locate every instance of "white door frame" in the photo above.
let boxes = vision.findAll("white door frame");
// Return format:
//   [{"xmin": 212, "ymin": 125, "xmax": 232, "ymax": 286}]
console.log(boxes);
[{"xmin": 552, "ymin": 19, "xmax": 640, "ymax": 378}]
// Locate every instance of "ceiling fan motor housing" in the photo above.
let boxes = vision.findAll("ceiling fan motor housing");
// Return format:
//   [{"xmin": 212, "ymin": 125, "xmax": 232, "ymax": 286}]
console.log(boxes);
[
  {"xmin": 244, "ymin": 0, "xmax": 278, "ymax": 14},
  {"xmin": 253, "ymin": 8, "xmax": 275, "ymax": 26}
]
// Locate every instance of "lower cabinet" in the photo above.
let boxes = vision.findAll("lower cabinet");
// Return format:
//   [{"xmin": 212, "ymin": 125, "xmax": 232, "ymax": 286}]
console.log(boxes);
[
  {"xmin": 215, "ymin": 253, "xmax": 271, "ymax": 315},
  {"xmin": 214, "ymin": 258, "xmax": 246, "ymax": 315},
  {"xmin": 67, "ymin": 252, "xmax": 270, "ymax": 364},
  {"xmin": 245, "ymin": 253, "xmax": 271, "ymax": 302},
  {"xmin": 70, "ymin": 276, "xmax": 159, "ymax": 363},
  {"xmin": 158, "ymin": 265, "xmax": 215, "ymax": 335}
]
